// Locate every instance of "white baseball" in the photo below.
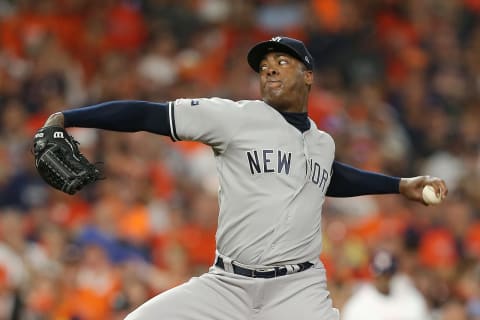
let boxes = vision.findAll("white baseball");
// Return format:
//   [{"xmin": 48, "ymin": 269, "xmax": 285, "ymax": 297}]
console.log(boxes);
[{"xmin": 422, "ymin": 185, "xmax": 442, "ymax": 205}]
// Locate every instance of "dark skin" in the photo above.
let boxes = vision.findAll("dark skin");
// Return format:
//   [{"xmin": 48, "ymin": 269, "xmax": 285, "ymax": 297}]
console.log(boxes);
[
  {"xmin": 374, "ymin": 274, "xmax": 392, "ymax": 295},
  {"xmin": 42, "ymin": 51, "xmax": 449, "ymax": 204},
  {"xmin": 258, "ymin": 52, "xmax": 312, "ymax": 113}
]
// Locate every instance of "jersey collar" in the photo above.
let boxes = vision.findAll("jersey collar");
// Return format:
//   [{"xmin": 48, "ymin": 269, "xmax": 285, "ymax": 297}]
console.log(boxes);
[{"xmin": 279, "ymin": 111, "xmax": 311, "ymax": 133}]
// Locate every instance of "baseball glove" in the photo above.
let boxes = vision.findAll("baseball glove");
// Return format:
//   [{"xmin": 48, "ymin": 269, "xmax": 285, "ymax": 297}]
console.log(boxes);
[{"xmin": 33, "ymin": 126, "xmax": 102, "ymax": 195}]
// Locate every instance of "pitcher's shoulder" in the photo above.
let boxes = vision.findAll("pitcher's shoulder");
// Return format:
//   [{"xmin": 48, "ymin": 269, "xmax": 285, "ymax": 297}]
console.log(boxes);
[
  {"xmin": 309, "ymin": 119, "xmax": 335, "ymax": 143},
  {"xmin": 236, "ymin": 99, "xmax": 270, "ymax": 109},
  {"xmin": 204, "ymin": 98, "xmax": 268, "ymax": 110}
]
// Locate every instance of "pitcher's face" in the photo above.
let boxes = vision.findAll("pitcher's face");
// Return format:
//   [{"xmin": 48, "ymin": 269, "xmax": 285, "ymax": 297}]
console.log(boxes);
[{"xmin": 259, "ymin": 52, "xmax": 313, "ymax": 112}]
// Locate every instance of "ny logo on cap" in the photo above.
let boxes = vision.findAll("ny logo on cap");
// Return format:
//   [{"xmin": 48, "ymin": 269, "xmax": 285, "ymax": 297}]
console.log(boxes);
[{"xmin": 271, "ymin": 36, "xmax": 282, "ymax": 42}]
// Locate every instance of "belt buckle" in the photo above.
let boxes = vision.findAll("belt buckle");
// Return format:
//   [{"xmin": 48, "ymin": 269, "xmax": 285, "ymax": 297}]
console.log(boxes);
[{"xmin": 256, "ymin": 267, "xmax": 277, "ymax": 278}]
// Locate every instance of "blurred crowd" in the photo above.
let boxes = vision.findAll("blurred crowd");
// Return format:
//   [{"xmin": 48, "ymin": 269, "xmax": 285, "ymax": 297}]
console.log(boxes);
[{"xmin": 0, "ymin": 0, "xmax": 480, "ymax": 319}]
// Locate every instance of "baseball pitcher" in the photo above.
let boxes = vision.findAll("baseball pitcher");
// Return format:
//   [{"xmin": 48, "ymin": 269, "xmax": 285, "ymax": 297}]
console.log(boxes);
[{"xmin": 33, "ymin": 37, "xmax": 448, "ymax": 320}]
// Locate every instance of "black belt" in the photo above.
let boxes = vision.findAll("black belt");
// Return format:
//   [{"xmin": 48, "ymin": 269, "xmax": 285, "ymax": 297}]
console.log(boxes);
[{"xmin": 215, "ymin": 256, "xmax": 313, "ymax": 278}]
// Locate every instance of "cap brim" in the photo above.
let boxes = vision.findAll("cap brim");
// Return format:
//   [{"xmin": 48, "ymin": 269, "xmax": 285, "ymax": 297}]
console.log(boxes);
[{"xmin": 247, "ymin": 41, "xmax": 304, "ymax": 73}]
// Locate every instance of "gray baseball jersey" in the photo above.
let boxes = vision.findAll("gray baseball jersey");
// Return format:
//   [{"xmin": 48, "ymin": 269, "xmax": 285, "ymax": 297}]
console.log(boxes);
[
  {"xmin": 126, "ymin": 97, "xmax": 339, "ymax": 320},
  {"xmin": 170, "ymin": 97, "xmax": 334, "ymax": 266}
]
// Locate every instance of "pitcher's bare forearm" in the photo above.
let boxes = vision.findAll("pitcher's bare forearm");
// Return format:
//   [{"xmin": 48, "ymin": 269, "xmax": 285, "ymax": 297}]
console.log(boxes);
[{"xmin": 44, "ymin": 112, "xmax": 65, "ymax": 128}]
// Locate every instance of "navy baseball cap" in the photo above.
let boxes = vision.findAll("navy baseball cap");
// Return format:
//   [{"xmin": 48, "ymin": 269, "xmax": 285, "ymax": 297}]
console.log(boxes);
[
  {"xmin": 371, "ymin": 250, "xmax": 398, "ymax": 276},
  {"xmin": 247, "ymin": 36, "xmax": 314, "ymax": 72}
]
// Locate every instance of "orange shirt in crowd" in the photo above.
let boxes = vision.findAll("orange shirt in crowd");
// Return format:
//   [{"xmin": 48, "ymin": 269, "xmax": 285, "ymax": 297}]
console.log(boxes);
[
  {"xmin": 419, "ymin": 228, "xmax": 458, "ymax": 269},
  {"xmin": 117, "ymin": 204, "xmax": 152, "ymax": 246}
]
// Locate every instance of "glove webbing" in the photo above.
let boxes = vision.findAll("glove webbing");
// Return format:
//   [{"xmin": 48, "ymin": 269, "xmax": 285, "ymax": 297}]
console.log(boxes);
[{"xmin": 38, "ymin": 146, "xmax": 85, "ymax": 194}]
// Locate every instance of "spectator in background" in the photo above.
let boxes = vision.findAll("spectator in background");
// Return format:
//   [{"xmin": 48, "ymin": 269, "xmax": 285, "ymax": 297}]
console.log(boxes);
[{"xmin": 342, "ymin": 250, "xmax": 431, "ymax": 320}]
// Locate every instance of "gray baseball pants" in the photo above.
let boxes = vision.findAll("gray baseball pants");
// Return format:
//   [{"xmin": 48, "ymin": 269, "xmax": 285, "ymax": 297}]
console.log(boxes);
[{"xmin": 125, "ymin": 259, "xmax": 339, "ymax": 320}]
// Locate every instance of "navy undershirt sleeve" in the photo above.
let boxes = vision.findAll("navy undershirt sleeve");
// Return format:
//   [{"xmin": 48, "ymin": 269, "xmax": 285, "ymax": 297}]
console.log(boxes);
[
  {"xmin": 62, "ymin": 100, "xmax": 170, "ymax": 136},
  {"xmin": 326, "ymin": 161, "xmax": 400, "ymax": 197}
]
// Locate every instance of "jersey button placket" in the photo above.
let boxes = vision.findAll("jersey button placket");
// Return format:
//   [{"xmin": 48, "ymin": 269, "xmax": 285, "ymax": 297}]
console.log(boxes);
[{"xmin": 302, "ymin": 132, "xmax": 311, "ymax": 182}]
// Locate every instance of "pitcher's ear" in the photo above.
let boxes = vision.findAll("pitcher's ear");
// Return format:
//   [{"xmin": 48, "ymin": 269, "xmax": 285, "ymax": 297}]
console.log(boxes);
[{"xmin": 304, "ymin": 70, "xmax": 313, "ymax": 86}]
